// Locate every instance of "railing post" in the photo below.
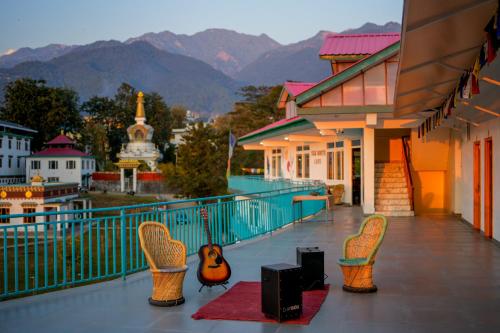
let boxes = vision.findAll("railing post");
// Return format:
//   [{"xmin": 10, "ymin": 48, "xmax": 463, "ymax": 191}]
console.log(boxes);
[{"xmin": 120, "ymin": 208, "xmax": 127, "ymax": 280}]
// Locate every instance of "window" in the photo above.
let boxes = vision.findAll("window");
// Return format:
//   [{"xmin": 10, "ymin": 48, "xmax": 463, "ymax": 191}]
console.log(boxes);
[
  {"xmin": 16, "ymin": 139, "xmax": 22, "ymax": 150},
  {"xmin": 0, "ymin": 208, "xmax": 10, "ymax": 224},
  {"xmin": 8, "ymin": 156, "xmax": 12, "ymax": 168},
  {"xmin": 25, "ymin": 141, "xmax": 29, "ymax": 151},
  {"xmin": 48, "ymin": 161, "xmax": 58, "ymax": 169},
  {"xmin": 16, "ymin": 157, "xmax": 20, "ymax": 168},
  {"xmin": 271, "ymin": 149, "xmax": 282, "ymax": 178},
  {"xmin": 0, "ymin": 155, "xmax": 3, "ymax": 168},
  {"xmin": 47, "ymin": 177, "xmax": 59, "ymax": 183},
  {"xmin": 23, "ymin": 208, "xmax": 36, "ymax": 224},
  {"xmin": 0, "ymin": 136, "xmax": 2, "ymax": 148},
  {"xmin": 66, "ymin": 160, "xmax": 76, "ymax": 169},
  {"xmin": 296, "ymin": 145, "xmax": 310, "ymax": 178},
  {"xmin": 91, "ymin": 160, "xmax": 94, "ymax": 169},
  {"xmin": 8, "ymin": 138, "xmax": 12, "ymax": 149},
  {"xmin": 31, "ymin": 160, "xmax": 40, "ymax": 170},
  {"xmin": 327, "ymin": 141, "xmax": 344, "ymax": 181}
]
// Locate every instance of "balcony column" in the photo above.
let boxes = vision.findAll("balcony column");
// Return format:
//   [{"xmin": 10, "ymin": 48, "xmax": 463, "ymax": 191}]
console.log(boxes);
[
  {"xmin": 120, "ymin": 168, "xmax": 125, "ymax": 192},
  {"xmin": 362, "ymin": 127, "xmax": 375, "ymax": 214},
  {"xmin": 132, "ymin": 168, "xmax": 137, "ymax": 193}
]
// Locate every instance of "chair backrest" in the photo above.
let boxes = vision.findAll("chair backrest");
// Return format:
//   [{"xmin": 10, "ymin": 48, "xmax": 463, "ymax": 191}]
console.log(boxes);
[
  {"xmin": 138, "ymin": 222, "xmax": 185, "ymax": 269},
  {"xmin": 345, "ymin": 215, "xmax": 387, "ymax": 262},
  {"xmin": 333, "ymin": 184, "xmax": 345, "ymax": 196}
]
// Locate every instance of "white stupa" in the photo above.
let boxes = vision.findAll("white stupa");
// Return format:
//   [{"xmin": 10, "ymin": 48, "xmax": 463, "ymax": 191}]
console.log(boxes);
[{"xmin": 117, "ymin": 91, "xmax": 161, "ymax": 171}]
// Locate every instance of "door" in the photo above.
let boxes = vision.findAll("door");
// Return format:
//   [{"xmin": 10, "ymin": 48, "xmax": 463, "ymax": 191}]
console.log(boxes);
[
  {"xmin": 473, "ymin": 142, "xmax": 481, "ymax": 230},
  {"xmin": 484, "ymin": 138, "xmax": 493, "ymax": 238},
  {"xmin": 352, "ymin": 148, "xmax": 361, "ymax": 205}
]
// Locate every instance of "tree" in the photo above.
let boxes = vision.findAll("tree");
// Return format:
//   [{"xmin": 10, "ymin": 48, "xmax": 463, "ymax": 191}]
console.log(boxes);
[
  {"xmin": 0, "ymin": 78, "xmax": 82, "ymax": 151},
  {"xmin": 213, "ymin": 85, "xmax": 283, "ymax": 173},
  {"xmin": 170, "ymin": 122, "xmax": 227, "ymax": 198},
  {"xmin": 144, "ymin": 92, "xmax": 172, "ymax": 161},
  {"xmin": 171, "ymin": 105, "xmax": 187, "ymax": 128}
]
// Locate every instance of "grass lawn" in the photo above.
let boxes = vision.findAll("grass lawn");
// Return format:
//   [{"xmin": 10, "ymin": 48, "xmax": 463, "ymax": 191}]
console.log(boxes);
[{"xmin": 82, "ymin": 192, "xmax": 162, "ymax": 209}]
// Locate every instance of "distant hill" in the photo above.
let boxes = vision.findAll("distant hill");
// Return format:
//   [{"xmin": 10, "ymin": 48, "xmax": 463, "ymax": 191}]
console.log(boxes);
[
  {"xmin": 234, "ymin": 22, "xmax": 401, "ymax": 86},
  {"xmin": 340, "ymin": 21, "xmax": 401, "ymax": 34},
  {"xmin": 126, "ymin": 28, "xmax": 282, "ymax": 77},
  {"xmin": 0, "ymin": 41, "xmax": 240, "ymax": 114},
  {"xmin": 0, "ymin": 44, "xmax": 78, "ymax": 68},
  {"xmin": 234, "ymin": 31, "xmax": 332, "ymax": 85}
]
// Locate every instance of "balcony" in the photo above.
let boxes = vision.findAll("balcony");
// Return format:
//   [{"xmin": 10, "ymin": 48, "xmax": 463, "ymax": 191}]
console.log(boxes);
[{"xmin": 1, "ymin": 182, "xmax": 499, "ymax": 332}]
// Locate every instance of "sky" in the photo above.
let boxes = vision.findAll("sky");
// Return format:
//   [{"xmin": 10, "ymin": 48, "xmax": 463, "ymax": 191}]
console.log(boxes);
[{"xmin": 0, "ymin": 0, "xmax": 403, "ymax": 54}]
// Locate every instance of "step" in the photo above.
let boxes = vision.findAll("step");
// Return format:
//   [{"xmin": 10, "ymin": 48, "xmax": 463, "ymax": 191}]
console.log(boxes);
[
  {"xmin": 375, "ymin": 204, "xmax": 412, "ymax": 211},
  {"xmin": 375, "ymin": 210, "xmax": 415, "ymax": 217},
  {"xmin": 375, "ymin": 165, "xmax": 403, "ymax": 171},
  {"xmin": 375, "ymin": 182, "xmax": 408, "ymax": 189},
  {"xmin": 375, "ymin": 172, "xmax": 404, "ymax": 178},
  {"xmin": 375, "ymin": 198, "xmax": 410, "ymax": 205},
  {"xmin": 375, "ymin": 178, "xmax": 407, "ymax": 184},
  {"xmin": 376, "ymin": 193, "xmax": 410, "ymax": 199},
  {"xmin": 376, "ymin": 188, "xmax": 409, "ymax": 194}
]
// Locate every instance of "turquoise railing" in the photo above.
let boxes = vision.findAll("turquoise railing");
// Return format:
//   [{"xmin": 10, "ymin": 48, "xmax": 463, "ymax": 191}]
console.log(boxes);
[
  {"xmin": 228, "ymin": 175, "xmax": 322, "ymax": 193},
  {"xmin": 0, "ymin": 184, "xmax": 325, "ymax": 299}
]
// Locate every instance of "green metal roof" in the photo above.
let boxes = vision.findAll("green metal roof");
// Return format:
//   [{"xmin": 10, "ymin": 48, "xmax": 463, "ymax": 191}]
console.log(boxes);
[{"xmin": 238, "ymin": 117, "xmax": 314, "ymax": 144}]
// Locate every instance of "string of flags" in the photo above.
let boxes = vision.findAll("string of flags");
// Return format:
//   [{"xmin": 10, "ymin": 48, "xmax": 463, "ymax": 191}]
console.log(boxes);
[{"xmin": 418, "ymin": 5, "xmax": 500, "ymax": 139}]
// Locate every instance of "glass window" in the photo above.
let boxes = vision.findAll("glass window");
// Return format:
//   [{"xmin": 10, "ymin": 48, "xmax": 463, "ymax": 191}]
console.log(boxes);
[
  {"xmin": 8, "ymin": 156, "xmax": 12, "ymax": 168},
  {"xmin": 8, "ymin": 138, "xmax": 12, "ymax": 149},
  {"xmin": 47, "ymin": 177, "xmax": 59, "ymax": 183},
  {"xmin": 364, "ymin": 63, "xmax": 386, "ymax": 105},
  {"xmin": 66, "ymin": 160, "xmax": 76, "ymax": 169},
  {"xmin": 343, "ymin": 76, "xmax": 363, "ymax": 105},
  {"xmin": 31, "ymin": 160, "xmax": 40, "ymax": 169},
  {"xmin": 327, "ymin": 151, "xmax": 334, "ymax": 180},
  {"xmin": 296, "ymin": 154, "xmax": 303, "ymax": 178},
  {"xmin": 49, "ymin": 161, "xmax": 58, "ymax": 169},
  {"xmin": 23, "ymin": 208, "xmax": 36, "ymax": 223},
  {"xmin": 25, "ymin": 141, "xmax": 28, "ymax": 151},
  {"xmin": 16, "ymin": 157, "xmax": 20, "ymax": 168},
  {"xmin": 335, "ymin": 150, "xmax": 344, "ymax": 180},
  {"xmin": 352, "ymin": 139, "xmax": 361, "ymax": 147},
  {"xmin": 16, "ymin": 140, "xmax": 22, "ymax": 150},
  {"xmin": 335, "ymin": 141, "xmax": 344, "ymax": 148},
  {"xmin": 0, "ymin": 208, "xmax": 10, "ymax": 223},
  {"xmin": 386, "ymin": 62, "xmax": 398, "ymax": 104},
  {"xmin": 0, "ymin": 155, "xmax": 3, "ymax": 168},
  {"xmin": 304, "ymin": 154, "xmax": 310, "ymax": 178}
]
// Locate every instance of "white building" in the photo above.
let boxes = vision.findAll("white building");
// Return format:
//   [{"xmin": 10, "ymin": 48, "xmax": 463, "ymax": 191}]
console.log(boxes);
[
  {"xmin": 0, "ymin": 120, "xmax": 37, "ymax": 184},
  {"xmin": 0, "ymin": 175, "xmax": 91, "ymax": 229},
  {"xmin": 26, "ymin": 134, "xmax": 95, "ymax": 188}
]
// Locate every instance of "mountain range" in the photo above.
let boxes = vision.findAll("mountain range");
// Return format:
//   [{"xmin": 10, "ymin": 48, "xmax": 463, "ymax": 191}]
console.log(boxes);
[{"xmin": 0, "ymin": 22, "xmax": 401, "ymax": 114}]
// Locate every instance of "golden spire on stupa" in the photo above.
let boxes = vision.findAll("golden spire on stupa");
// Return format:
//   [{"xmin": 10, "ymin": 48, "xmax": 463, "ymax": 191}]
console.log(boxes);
[{"xmin": 135, "ymin": 91, "xmax": 145, "ymax": 119}]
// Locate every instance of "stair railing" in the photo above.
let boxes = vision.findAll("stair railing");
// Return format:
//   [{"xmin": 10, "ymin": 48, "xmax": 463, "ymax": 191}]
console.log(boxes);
[{"xmin": 401, "ymin": 136, "xmax": 414, "ymax": 211}]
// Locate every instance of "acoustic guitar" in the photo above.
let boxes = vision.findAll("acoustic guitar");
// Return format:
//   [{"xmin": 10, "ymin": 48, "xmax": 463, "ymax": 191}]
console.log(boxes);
[{"xmin": 197, "ymin": 208, "xmax": 231, "ymax": 287}]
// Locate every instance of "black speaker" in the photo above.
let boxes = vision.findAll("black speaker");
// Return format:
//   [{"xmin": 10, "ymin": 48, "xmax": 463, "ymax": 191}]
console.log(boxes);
[
  {"xmin": 296, "ymin": 247, "xmax": 324, "ymax": 290},
  {"xmin": 261, "ymin": 263, "xmax": 302, "ymax": 322}
]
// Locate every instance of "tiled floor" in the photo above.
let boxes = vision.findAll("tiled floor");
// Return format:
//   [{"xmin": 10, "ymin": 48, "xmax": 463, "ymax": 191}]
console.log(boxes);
[{"xmin": 1, "ymin": 206, "xmax": 499, "ymax": 333}]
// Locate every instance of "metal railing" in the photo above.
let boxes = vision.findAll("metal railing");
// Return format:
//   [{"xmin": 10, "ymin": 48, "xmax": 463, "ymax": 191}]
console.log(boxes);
[
  {"xmin": 229, "ymin": 175, "xmax": 323, "ymax": 193},
  {"xmin": 402, "ymin": 136, "xmax": 414, "ymax": 210},
  {"xmin": 0, "ymin": 183, "xmax": 325, "ymax": 299}
]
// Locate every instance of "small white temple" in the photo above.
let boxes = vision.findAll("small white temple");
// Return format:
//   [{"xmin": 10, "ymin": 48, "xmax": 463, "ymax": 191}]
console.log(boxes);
[{"xmin": 116, "ymin": 91, "xmax": 161, "ymax": 192}]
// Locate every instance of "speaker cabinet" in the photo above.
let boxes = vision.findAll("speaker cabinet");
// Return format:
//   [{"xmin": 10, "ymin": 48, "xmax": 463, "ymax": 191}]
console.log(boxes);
[
  {"xmin": 296, "ymin": 247, "xmax": 324, "ymax": 290},
  {"xmin": 261, "ymin": 263, "xmax": 302, "ymax": 322}
]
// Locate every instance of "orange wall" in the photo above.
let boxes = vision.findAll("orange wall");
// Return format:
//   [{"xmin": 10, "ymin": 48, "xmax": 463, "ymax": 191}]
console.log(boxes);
[
  {"xmin": 375, "ymin": 129, "xmax": 410, "ymax": 162},
  {"xmin": 410, "ymin": 127, "xmax": 452, "ymax": 215}
]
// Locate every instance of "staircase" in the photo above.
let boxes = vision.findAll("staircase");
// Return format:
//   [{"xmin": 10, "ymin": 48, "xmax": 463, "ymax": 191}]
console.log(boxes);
[{"xmin": 375, "ymin": 162, "xmax": 414, "ymax": 217}]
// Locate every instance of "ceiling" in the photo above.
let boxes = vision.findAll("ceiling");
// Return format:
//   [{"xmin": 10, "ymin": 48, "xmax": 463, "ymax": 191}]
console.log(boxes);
[{"xmin": 395, "ymin": 0, "xmax": 498, "ymax": 120}]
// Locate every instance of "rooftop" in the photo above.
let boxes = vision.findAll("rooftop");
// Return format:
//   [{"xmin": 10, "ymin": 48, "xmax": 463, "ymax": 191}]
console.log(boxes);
[
  {"xmin": 30, "ymin": 147, "xmax": 89, "ymax": 157},
  {"xmin": 319, "ymin": 33, "xmax": 400, "ymax": 57},
  {"xmin": 0, "ymin": 120, "xmax": 37, "ymax": 133},
  {"xmin": 283, "ymin": 81, "xmax": 317, "ymax": 97},
  {"xmin": 46, "ymin": 134, "xmax": 76, "ymax": 145},
  {"xmin": 1, "ymin": 206, "xmax": 499, "ymax": 333}
]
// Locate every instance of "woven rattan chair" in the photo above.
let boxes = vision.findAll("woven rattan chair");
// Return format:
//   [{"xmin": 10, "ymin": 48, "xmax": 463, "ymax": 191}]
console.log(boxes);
[
  {"xmin": 338, "ymin": 214, "xmax": 387, "ymax": 292},
  {"xmin": 332, "ymin": 184, "xmax": 345, "ymax": 205},
  {"xmin": 138, "ymin": 222, "xmax": 188, "ymax": 306}
]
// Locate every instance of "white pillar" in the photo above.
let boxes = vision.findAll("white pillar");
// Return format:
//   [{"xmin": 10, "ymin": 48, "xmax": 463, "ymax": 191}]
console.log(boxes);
[
  {"xmin": 120, "ymin": 168, "xmax": 125, "ymax": 192},
  {"xmin": 344, "ymin": 139, "xmax": 353, "ymax": 205},
  {"xmin": 132, "ymin": 168, "xmax": 137, "ymax": 192},
  {"xmin": 362, "ymin": 128, "xmax": 375, "ymax": 214}
]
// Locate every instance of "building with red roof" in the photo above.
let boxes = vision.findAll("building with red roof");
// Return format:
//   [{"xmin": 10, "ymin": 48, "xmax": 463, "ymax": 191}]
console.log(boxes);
[{"xmin": 26, "ymin": 133, "xmax": 95, "ymax": 187}]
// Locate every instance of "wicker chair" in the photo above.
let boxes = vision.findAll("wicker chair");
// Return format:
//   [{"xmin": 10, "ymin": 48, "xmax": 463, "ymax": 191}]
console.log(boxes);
[
  {"xmin": 338, "ymin": 215, "xmax": 387, "ymax": 292},
  {"xmin": 332, "ymin": 184, "xmax": 345, "ymax": 205},
  {"xmin": 138, "ymin": 222, "xmax": 188, "ymax": 306}
]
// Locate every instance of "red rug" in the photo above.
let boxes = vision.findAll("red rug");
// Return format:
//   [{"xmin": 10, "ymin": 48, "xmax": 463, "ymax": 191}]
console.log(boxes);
[{"xmin": 192, "ymin": 281, "xmax": 330, "ymax": 325}]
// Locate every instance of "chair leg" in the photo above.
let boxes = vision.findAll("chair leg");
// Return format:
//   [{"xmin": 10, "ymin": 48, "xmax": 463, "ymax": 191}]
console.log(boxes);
[
  {"xmin": 340, "ymin": 264, "xmax": 377, "ymax": 293},
  {"xmin": 149, "ymin": 271, "xmax": 187, "ymax": 306}
]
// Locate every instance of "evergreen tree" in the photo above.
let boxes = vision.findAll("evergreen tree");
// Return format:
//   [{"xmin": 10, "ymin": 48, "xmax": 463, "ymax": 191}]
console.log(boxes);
[
  {"xmin": 0, "ymin": 78, "xmax": 82, "ymax": 151},
  {"xmin": 170, "ymin": 122, "xmax": 227, "ymax": 198}
]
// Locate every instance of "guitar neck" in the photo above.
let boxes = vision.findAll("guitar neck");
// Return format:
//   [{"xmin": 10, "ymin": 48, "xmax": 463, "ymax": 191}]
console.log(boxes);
[{"xmin": 202, "ymin": 211, "xmax": 213, "ymax": 248}]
